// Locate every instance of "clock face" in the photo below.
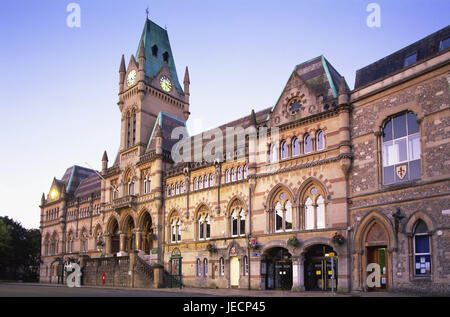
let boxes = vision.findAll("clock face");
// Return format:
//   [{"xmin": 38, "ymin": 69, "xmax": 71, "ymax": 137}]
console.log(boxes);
[
  {"xmin": 127, "ymin": 70, "xmax": 137, "ymax": 87},
  {"xmin": 160, "ymin": 76, "xmax": 172, "ymax": 92}
]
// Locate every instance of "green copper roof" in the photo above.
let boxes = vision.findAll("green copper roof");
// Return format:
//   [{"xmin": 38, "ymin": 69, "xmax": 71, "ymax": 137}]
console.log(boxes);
[{"xmin": 136, "ymin": 19, "xmax": 183, "ymax": 94}]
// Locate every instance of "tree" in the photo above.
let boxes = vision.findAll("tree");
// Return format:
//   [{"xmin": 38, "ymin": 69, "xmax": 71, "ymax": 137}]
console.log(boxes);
[{"xmin": 0, "ymin": 216, "xmax": 41, "ymax": 281}]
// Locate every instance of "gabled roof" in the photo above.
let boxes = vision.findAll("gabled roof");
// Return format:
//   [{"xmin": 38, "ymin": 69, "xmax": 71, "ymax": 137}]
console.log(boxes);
[
  {"xmin": 146, "ymin": 112, "xmax": 187, "ymax": 153},
  {"xmin": 294, "ymin": 55, "xmax": 342, "ymax": 101},
  {"xmin": 136, "ymin": 18, "xmax": 183, "ymax": 94}
]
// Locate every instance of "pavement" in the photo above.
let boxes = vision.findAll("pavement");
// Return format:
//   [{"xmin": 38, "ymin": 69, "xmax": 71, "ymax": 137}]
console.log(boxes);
[{"xmin": 0, "ymin": 282, "xmax": 419, "ymax": 297}]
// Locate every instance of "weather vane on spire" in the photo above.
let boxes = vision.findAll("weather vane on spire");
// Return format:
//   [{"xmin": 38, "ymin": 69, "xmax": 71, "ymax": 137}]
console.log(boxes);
[{"xmin": 146, "ymin": 6, "xmax": 149, "ymax": 19}]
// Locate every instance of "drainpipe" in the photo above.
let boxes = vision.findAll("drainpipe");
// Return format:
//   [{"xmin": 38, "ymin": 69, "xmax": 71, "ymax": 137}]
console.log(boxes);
[{"xmin": 248, "ymin": 184, "xmax": 252, "ymax": 290}]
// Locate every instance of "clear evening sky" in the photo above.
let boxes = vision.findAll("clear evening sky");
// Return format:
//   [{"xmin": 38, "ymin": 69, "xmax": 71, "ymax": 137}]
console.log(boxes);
[{"xmin": 0, "ymin": 0, "xmax": 448, "ymax": 229}]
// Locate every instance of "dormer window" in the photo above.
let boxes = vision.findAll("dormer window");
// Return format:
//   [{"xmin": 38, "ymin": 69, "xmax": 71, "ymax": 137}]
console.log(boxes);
[
  {"xmin": 440, "ymin": 37, "xmax": 450, "ymax": 51},
  {"xmin": 163, "ymin": 51, "xmax": 169, "ymax": 63},
  {"xmin": 152, "ymin": 45, "xmax": 158, "ymax": 57},
  {"xmin": 404, "ymin": 53, "xmax": 417, "ymax": 67}
]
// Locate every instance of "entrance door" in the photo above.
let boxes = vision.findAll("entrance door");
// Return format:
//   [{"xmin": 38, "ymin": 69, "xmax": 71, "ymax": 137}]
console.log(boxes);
[
  {"xmin": 367, "ymin": 246, "xmax": 388, "ymax": 291},
  {"xmin": 169, "ymin": 248, "xmax": 182, "ymax": 288},
  {"xmin": 274, "ymin": 261, "xmax": 292, "ymax": 290},
  {"xmin": 304, "ymin": 245, "xmax": 337, "ymax": 291},
  {"xmin": 230, "ymin": 257, "xmax": 240, "ymax": 288},
  {"xmin": 264, "ymin": 248, "xmax": 292, "ymax": 290}
]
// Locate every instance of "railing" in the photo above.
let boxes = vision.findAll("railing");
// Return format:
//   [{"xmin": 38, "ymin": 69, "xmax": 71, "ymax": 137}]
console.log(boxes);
[
  {"xmin": 112, "ymin": 195, "xmax": 137, "ymax": 210},
  {"xmin": 134, "ymin": 255, "xmax": 154, "ymax": 282}
]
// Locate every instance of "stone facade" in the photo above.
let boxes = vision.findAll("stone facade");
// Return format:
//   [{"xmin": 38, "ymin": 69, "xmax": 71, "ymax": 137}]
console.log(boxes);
[{"xmin": 39, "ymin": 19, "xmax": 450, "ymax": 294}]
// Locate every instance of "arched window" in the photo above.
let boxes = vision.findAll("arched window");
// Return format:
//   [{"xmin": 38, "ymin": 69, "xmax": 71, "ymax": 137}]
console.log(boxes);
[
  {"xmin": 127, "ymin": 114, "xmax": 131, "ymax": 148},
  {"xmin": 229, "ymin": 200, "xmax": 245, "ymax": 237},
  {"xmin": 132, "ymin": 112, "xmax": 136, "ymax": 146},
  {"xmin": 243, "ymin": 165, "xmax": 248, "ymax": 179},
  {"xmin": 167, "ymin": 186, "xmax": 171, "ymax": 197},
  {"xmin": 203, "ymin": 258, "xmax": 208, "ymax": 277},
  {"xmin": 243, "ymin": 256, "xmax": 249, "ymax": 276},
  {"xmin": 176, "ymin": 183, "xmax": 180, "ymax": 195},
  {"xmin": 151, "ymin": 44, "xmax": 158, "ymax": 57},
  {"xmin": 111, "ymin": 179, "xmax": 119, "ymax": 200},
  {"xmin": 225, "ymin": 170, "xmax": 230, "ymax": 183},
  {"xmin": 281, "ymin": 141, "xmax": 288, "ymax": 159},
  {"xmin": 210, "ymin": 174, "xmax": 214, "ymax": 186},
  {"xmin": 272, "ymin": 190, "xmax": 293, "ymax": 232},
  {"xmin": 292, "ymin": 138, "xmax": 300, "ymax": 156},
  {"xmin": 180, "ymin": 182, "xmax": 184, "ymax": 194},
  {"xmin": 303, "ymin": 185, "xmax": 326, "ymax": 230},
  {"xmin": 204, "ymin": 175, "xmax": 209, "ymax": 188},
  {"xmin": 197, "ymin": 207, "xmax": 211, "ymax": 241},
  {"xmin": 193, "ymin": 178, "xmax": 198, "ymax": 190},
  {"xmin": 413, "ymin": 220, "xmax": 431, "ymax": 276},
  {"xmin": 171, "ymin": 184, "xmax": 175, "ymax": 196},
  {"xmin": 197, "ymin": 259, "xmax": 202, "ymax": 277},
  {"xmin": 177, "ymin": 219, "xmax": 181, "ymax": 242},
  {"xmin": 198, "ymin": 177, "xmax": 203, "ymax": 189},
  {"xmin": 171, "ymin": 220, "xmax": 177, "ymax": 243},
  {"xmin": 231, "ymin": 168, "xmax": 236, "ymax": 182},
  {"xmin": 237, "ymin": 167, "xmax": 243, "ymax": 180},
  {"xmin": 219, "ymin": 257, "xmax": 225, "ymax": 276},
  {"xmin": 127, "ymin": 176, "xmax": 135, "ymax": 195},
  {"xmin": 316, "ymin": 131, "xmax": 324, "ymax": 151},
  {"xmin": 382, "ymin": 111, "xmax": 421, "ymax": 185},
  {"xmin": 270, "ymin": 143, "xmax": 278, "ymax": 163},
  {"xmin": 304, "ymin": 134, "xmax": 312, "ymax": 154},
  {"xmin": 198, "ymin": 215, "xmax": 204, "ymax": 240}
]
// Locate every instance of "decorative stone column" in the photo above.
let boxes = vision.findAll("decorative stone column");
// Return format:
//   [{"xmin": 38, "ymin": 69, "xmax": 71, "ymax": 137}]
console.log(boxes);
[
  {"xmin": 134, "ymin": 228, "xmax": 142, "ymax": 251},
  {"xmin": 299, "ymin": 254, "xmax": 305, "ymax": 291},
  {"xmin": 118, "ymin": 232, "xmax": 127, "ymax": 256},
  {"xmin": 104, "ymin": 233, "xmax": 111, "ymax": 255},
  {"xmin": 291, "ymin": 256, "xmax": 301, "ymax": 291}
]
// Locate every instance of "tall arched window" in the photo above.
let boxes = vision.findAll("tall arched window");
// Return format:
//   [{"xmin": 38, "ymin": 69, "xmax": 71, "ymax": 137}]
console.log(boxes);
[
  {"xmin": 203, "ymin": 258, "xmax": 208, "ymax": 277},
  {"xmin": 304, "ymin": 134, "xmax": 312, "ymax": 154},
  {"xmin": 229, "ymin": 200, "xmax": 246, "ymax": 237},
  {"xmin": 127, "ymin": 113, "xmax": 131, "ymax": 148},
  {"xmin": 382, "ymin": 111, "xmax": 421, "ymax": 185},
  {"xmin": 243, "ymin": 165, "xmax": 248, "ymax": 179},
  {"xmin": 176, "ymin": 183, "xmax": 180, "ymax": 195},
  {"xmin": 197, "ymin": 207, "xmax": 211, "ymax": 241},
  {"xmin": 231, "ymin": 168, "xmax": 236, "ymax": 182},
  {"xmin": 143, "ymin": 173, "xmax": 150, "ymax": 194},
  {"xmin": 197, "ymin": 259, "xmax": 202, "ymax": 277},
  {"xmin": 238, "ymin": 167, "xmax": 243, "ymax": 180},
  {"xmin": 225, "ymin": 170, "xmax": 230, "ymax": 183},
  {"xmin": 180, "ymin": 182, "xmax": 184, "ymax": 194},
  {"xmin": 292, "ymin": 138, "xmax": 300, "ymax": 156},
  {"xmin": 204, "ymin": 175, "xmax": 209, "ymax": 188},
  {"xmin": 281, "ymin": 141, "xmax": 288, "ymax": 159},
  {"xmin": 316, "ymin": 131, "xmax": 324, "ymax": 151},
  {"xmin": 303, "ymin": 185, "xmax": 326, "ymax": 230},
  {"xmin": 127, "ymin": 175, "xmax": 135, "ymax": 195},
  {"xmin": 243, "ymin": 256, "xmax": 249, "ymax": 276},
  {"xmin": 193, "ymin": 178, "xmax": 198, "ymax": 190},
  {"xmin": 413, "ymin": 220, "xmax": 431, "ymax": 276},
  {"xmin": 198, "ymin": 177, "xmax": 203, "ymax": 190},
  {"xmin": 271, "ymin": 189, "xmax": 293, "ymax": 232},
  {"xmin": 132, "ymin": 112, "xmax": 136, "ymax": 146},
  {"xmin": 219, "ymin": 257, "xmax": 225, "ymax": 276},
  {"xmin": 270, "ymin": 143, "xmax": 278, "ymax": 163},
  {"xmin": 210, "ymin": 174, "xmax": 214, "ymax": 186}
]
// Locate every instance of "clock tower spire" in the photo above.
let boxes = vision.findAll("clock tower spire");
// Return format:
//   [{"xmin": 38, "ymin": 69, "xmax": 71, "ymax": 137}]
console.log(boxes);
[{"xmin": 117, "ymin": 18, "xmax": 189, "ymax": 157}]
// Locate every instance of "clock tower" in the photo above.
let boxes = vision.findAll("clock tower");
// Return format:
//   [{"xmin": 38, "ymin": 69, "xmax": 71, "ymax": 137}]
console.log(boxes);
[{"xmin": 118, "ymin": 18, "xmax": 190, "ymax": 156}]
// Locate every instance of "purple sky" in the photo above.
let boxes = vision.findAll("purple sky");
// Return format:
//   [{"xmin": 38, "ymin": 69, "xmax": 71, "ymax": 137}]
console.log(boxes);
[{"xmin": 0, "ymin": 0, "xmax": 448, "ymax": 229}]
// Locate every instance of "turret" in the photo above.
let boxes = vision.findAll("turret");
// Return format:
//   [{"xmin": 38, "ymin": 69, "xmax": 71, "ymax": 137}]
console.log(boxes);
[
  {"xmin": 119, "ymin": 54, "xmax": 126, "ymax": 93},
  {"xmin": 183, "ymin": 66, "xmax": 190, "ymax": 120},
  {"xmin": 338, "ymin": 76, "xmax": 349, "ymax": 105},
  {"xmin": 102, "ymin": 150, "xmax": 109, "ymax": 173}
]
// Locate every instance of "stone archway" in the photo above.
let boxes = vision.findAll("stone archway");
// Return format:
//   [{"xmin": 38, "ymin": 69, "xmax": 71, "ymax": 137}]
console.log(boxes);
[
  {"xmin": 354, "ymin": 212, "xmax": 395, "ymax": 292},
  {"xmin": 261, "ymin": 246, "xmax": 293, "ymax": 290},
  {"xmin": 303, "ymin": 244, "xmax": 337, "ymax": 291}
]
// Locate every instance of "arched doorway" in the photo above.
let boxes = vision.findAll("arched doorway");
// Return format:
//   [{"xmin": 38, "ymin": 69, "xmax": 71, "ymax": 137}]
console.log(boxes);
[
  {"xmin": 263, "ymin": 247, "xmax": 292, "ymax": 290},
  {"xmin": 304, "ymin": 244, "xmax": 337, "ymax": 291},
  {"xmin": 124, "ymin": 216, "xmax": 135, "ymax": 252},
  {"xmin": 141, "ymin": 212, "xmax": 153, "ymax": 255},
  {"xmin": 365, "ymin": 222, "xmax": 389, "ymax": 291},
  {"xmin": 111, "ymin": 219, "xmax": 120, "ymax": 254}
]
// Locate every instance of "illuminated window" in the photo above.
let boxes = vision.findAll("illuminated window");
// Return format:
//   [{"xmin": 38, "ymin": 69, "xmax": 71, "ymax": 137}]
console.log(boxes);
[{"xmin": 382, "ymin": 112, "xmax": 421, "ymax": 185}]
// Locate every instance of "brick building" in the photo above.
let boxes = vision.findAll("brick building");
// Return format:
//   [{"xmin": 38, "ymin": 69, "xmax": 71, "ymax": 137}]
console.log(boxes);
[{"xmin": 39, "ymin": 19, "xmax": 450, "ymax": 294}]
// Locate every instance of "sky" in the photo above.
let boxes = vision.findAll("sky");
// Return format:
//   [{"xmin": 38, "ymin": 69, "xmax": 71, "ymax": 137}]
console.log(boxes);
[{"xmin": 0, "ymin": 0, "xmax": 448, "ymax": 229}]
